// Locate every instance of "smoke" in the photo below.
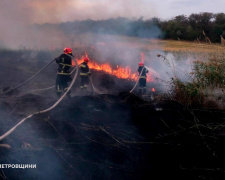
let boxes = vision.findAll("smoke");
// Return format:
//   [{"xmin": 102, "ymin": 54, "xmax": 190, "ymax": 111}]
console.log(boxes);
[
  {"xmin": 144, "ymin": 50, "xmax": 196, "ymax": 92},
  {"xmin": 0, "ymin": 0, "xmax": 156, "ymax": 24},
  {"xmin": 0, "ymin": 0, "xmax": 157, "ymax": 50},
  {"xmin": 0, "ymin": 0, "xmax": 175, "ymax": 92},
  {"xmin": 0, "ymin": 0, "xmax": 71, "ymax": 49}
]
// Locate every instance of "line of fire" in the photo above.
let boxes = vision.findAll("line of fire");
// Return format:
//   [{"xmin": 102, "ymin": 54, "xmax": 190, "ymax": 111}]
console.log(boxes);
[{"xmin": 74, "ymin": 52, "xmax": 156, "ymax": 92}]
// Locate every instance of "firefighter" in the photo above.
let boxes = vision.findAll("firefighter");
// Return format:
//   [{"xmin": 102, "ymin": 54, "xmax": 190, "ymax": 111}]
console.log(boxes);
[
  {"xmin": 80, "ymin": 57, "xmax": 91, "ymax": 90},
  {"xmin": 55, "ymin": 47, "xmax": 75, "ymax": 98},
  {"xmin": 137, "ymin": 62, "xmax": 148, "ymax": 94}
]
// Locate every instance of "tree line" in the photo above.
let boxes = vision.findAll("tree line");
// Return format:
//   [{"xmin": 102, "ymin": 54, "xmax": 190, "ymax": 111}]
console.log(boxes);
[
  {"xmin": 159, "ymin": 12, "xmax": 225, "ymax": 43},
  {"xmin": 40, "ymin": 12, "xmax": 225, "ymax": 43}
]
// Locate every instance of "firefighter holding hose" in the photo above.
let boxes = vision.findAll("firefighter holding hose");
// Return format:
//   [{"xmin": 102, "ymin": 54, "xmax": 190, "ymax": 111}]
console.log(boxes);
[
  {"xmin": 138, "ymin": 62, "xmax": 148, "ymax": 95},
  {"xmin": 55, "ymin": 47, "xmax": 75, "ymax": 98},
  {"xmin": 80, "ymin": 57, "xmax": 91, "ymax": 91}
]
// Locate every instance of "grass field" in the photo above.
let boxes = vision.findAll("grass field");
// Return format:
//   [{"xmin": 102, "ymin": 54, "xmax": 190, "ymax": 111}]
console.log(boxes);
[{"xmin": 75, "ymin": 33, "xmax": 225, "ymax": 53}]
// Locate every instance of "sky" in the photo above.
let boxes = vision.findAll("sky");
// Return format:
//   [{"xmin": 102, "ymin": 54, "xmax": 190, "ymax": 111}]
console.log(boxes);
[
  {"xmin": 152, "ymin": 0, "xmax": 225, "ymax": 20},
  {"xmin": 0, "ymin": 0, "xmax": 224, "ymax": 24},
  {"xmin": 0, "ymin": 0, "xmax": 224, "ymax": 49}
]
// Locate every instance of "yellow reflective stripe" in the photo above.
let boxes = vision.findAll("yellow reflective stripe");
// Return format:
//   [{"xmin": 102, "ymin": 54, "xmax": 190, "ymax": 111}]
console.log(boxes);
[
  {"xmin": 57, "ymin": 85, "xmax": 63, "ymax": 92},
  {"xmin": 80, "ymin": 73, "xmax": 89, "ymax": 76},
  {"xmin": 84, "ymin": 85, "xmax": 88, "ymax": 87},
  {"xmin": 59, "ymin": 63, "xmax": 72, "ymax": 67},
  {"xmin": 80, "ymin": 64, "xmax": 86, "ymax": 68},
  {"xmin": 80, "ymin": 86, "xmax": 84, "ymax": 88},
  {"xmin": 57, "ymin": 72, "xmax": 70, "ymax": 75},
  {"xmin": 140, "ymin": 76, "xmax": 146, "ymax": 79}
]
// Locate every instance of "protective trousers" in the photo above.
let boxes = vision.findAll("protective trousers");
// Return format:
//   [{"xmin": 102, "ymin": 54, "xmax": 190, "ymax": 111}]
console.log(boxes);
[
  {"xmin": 80, "ymin": 76, "xmax": 89, "ymax": 89},
  {"xmin": 138, "ymin": 78, "xmax": 146, "ymax": 94},
  {"xmin": 55, "ymin": 75, "xmax": 72, "ymax": 98}
]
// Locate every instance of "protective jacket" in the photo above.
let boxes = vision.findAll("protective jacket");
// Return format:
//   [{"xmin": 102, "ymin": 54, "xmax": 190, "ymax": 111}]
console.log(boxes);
[
  {"xmin": 138, "ymin": 66, "xmax": 148, "ymax": 79},
  {"xmin": 137, "ymin": 66, "xmax": 148, "ymax": 94},
  {"xmin": 55, "ymin": 54, "xmax": 73, "ymax": 98},
  {"xmin": 80, "ymin": 62, "xmax": 91, "ymax": 76},
  {"xmin": 55, "ymin": 54, "xmax": 73, "ymax": 75},
  {"xmin": 80, "ymin": 62, "xmax": 91, "ymax": 89}
]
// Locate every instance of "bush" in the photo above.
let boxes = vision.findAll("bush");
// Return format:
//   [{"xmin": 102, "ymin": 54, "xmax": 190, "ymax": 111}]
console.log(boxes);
[
  {"xmin": 171, "ymin": 79, "xmax": 204, "ymax": 107},
  {"xmin": 158, "ymin": 53, "xmax": 225, "ymax": 108},
  {"xmin": 194, "ymin": 53, "xmax": 225, "ymax": 88}
]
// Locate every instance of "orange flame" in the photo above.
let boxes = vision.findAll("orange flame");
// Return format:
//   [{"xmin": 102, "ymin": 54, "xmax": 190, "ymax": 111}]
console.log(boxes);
[
  {"xmin": 76, "ymin": 54, "xmax": 153, "ymax": 82},
  {"xmin": 152, "ymin": 88, "xmax": 156, "ymax": 92}
]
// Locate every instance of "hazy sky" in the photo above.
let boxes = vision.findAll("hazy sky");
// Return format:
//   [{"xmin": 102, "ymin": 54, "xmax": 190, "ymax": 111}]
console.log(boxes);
[
  {"xmin": 1, "ymin": 0, "xmax": 224, "ymax": 24},
  {"xmin": 152, "ymin": 0, "xmax": 225, "ymax": 19},
  {"xmin": 0, "ymin": 0, "xmax": 224, "ymax": 49}
]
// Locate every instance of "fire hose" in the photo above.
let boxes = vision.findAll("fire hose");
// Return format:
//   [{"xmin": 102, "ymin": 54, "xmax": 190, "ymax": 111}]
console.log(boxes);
[
  {"xmin": 89, "ymin": 75, "xmax": 103, "ymax": 94},
  {"xmin": 28, "ymin": 65, "xmax": 77, "ymax": 93},
  {"xmin": 0, "ymin": 58, "xmax": 78, "ymax": 94},
  {"xmin": 27, "ymin": 63, "xmax": 102, "ymax": 94},
  {"xmin": 0, "ymin": 54, "xmax": 78, "ymax": 141},
  {"xmin": 129, "ymin": 67, "xmax": 144, "ymax": 93},
  {"xmin": 29, "ymin": 85, "xmax": 55, "ymax": 92},
  {"xmin": 0, "ymin": 59, "xmax": 55, "ymax": 95},
  {"xmin": 29, "ymin": 72, "xmax": 103, "ymax": 95}
]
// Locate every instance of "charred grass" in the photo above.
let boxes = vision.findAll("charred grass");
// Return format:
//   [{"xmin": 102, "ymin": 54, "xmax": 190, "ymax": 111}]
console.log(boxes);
[
  {"xmin": 0, "ymin": 92, "xmax": 225, "ymax": 179},
  {"xmin": 0, "ymin": 44, "xmax": 224, "ymax": 179}
]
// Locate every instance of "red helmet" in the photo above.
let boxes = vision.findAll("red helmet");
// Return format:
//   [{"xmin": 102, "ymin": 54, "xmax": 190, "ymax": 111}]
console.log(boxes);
[
  {"xmin": 84, "ymin": 57, "xmax": 89, "ymax": 63},
  {"xmin": 139, "ymin": 62, "xmax": 144, "ymax": 66},
  {"xmin": 63, "ymin": 47, "xmax": 72, "ymax": 54}
]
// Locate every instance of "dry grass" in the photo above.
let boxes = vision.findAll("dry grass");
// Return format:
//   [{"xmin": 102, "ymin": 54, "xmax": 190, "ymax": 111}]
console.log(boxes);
[
  {"xmin": 71, "ymin": 33, "xmax": 225, "ymax": 53},
  {"xmin": 81, "ymin": 33, "xmax": 225, "ymax": 52},
  {"xmin": 158, "ymin": 52, "xmax": 225, "ymax": 109}
]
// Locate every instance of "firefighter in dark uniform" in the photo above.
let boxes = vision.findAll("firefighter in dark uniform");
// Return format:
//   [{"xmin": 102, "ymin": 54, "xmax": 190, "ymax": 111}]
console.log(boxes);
[
  {"xmin": 138, "ymin": 62, "xmax": 148, "ymax": 94},
  {"xmin": 80, "ymin": 57, "xmax": 91, "ymax": 90},
  {"xmin": 55, "ymin": 47, "xmax": 75, "ymax": 98}
]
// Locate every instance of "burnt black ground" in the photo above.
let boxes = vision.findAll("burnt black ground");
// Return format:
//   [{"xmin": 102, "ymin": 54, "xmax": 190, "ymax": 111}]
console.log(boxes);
[
  {"xmin": 0, "ymin": 92, "xmax": 225, "ymax": 180},
  {"xmin": 0, "ymin": 50, "xmax": 225, "ymax": 180}
]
